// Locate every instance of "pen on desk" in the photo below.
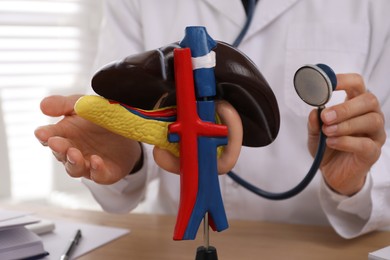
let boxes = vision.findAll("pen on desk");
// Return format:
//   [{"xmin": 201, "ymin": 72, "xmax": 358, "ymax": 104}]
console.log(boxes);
[{"xmin": 60, "ymin": 229, "xmax": 82, "ymax": 260}]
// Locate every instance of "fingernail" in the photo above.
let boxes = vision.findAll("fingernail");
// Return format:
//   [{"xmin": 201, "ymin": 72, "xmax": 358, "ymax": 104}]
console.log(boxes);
[
  {"xmin": 67, "ymin": 155, "xmax": 75, "ymax": 165},
  {"xmin": 324, "ymin": 110, "xmax": 337, "ymax": 123},
  {"xmin": 39, "ymin": 140, "xmax": 48, "ymax": 146},
  {"xmin": 326, "ymin": 137, "xmax": 337, "ymax": 147},
  {"xmin": 324, "ymin": 124, "xmax": 338, "ymax": 134},
  {"xmin": 91, "ymin": 160, "xmax": 98, "ymax": 170}
]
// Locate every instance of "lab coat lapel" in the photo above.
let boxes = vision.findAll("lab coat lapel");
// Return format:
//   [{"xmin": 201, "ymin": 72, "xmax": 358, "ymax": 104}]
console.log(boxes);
[
  {"xmin": 202, "ymin": 0, "xmax": 300, "ymax": 41},
  {"xmin": 248, "ymin": 0, "xmax": 301, "ymax": 36},
  {"xmin": 202, "ymin": 0, "xmax": 246, "ymax": 27},
  {"xmin": 202, "ymin": 0, "xmax": 301, "ymax": 39}
]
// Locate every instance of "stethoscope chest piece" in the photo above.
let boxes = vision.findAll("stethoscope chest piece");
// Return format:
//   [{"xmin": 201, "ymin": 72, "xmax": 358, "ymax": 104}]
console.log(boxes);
[{"xmin": 294, "ymin": 64, "xmax": 337, "ymax": 107}]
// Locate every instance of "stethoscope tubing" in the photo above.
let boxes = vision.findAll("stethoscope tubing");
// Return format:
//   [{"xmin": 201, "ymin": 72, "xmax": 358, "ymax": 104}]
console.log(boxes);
[
  {"xmin": 227, "ymin": 107, "xmax": 327, "ymax": 200},
  {"xmin": 232, "ymin": 0, "xmax": 256, "ymax": 47}
]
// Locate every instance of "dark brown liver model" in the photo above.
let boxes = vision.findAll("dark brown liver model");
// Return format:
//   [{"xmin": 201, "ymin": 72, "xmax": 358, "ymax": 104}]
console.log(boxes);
[{"xmin": 91, "ymin": 41, "xmax": 280, "ymax": 148}]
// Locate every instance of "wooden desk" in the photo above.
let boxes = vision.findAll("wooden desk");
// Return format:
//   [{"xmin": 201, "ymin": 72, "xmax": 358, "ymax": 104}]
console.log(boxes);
[{"xmin": 2, "ymin": 203, "xmax": 389, "ymax": 260}]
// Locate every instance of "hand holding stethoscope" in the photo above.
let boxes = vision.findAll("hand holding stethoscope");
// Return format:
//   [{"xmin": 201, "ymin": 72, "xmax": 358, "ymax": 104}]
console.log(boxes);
[
  {"xmin": 306, "ymin": 73, "xmax": 386, "ymax": 196},
  {"xmin": 295, "ymin": 64, "xmax": 385, "ymax": 196},
  {"xmin": 229, "ymin": 63, "xmax": 386, "ymax": 198}
]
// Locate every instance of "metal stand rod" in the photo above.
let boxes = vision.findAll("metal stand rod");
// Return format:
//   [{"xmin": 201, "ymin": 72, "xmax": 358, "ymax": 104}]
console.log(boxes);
[
  {"xmin": 204, "ymin": 213, "xmax": 209, "ymax": 249},
  {"xmin": 195, "ymin": 214, "xmax": 218, "ymax": 260}
]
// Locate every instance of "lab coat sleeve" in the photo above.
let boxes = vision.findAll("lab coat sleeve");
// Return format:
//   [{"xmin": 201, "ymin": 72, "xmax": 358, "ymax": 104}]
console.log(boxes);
[
  {"xmin": 320, "ymin": 150, "xmax": 390, "ymax": 239},
  {"xmin": 319, "ymin": 173, "xmax": 374, "ymax": 239},
  {"xmin": 81, "ymin": 165, "xmax": 147, "ymax": 214}
]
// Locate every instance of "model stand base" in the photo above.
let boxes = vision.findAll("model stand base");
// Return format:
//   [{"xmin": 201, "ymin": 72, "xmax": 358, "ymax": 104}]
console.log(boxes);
[{"xmin": 195, "ymin": 246, "xmax": 218, "ymax": 260}]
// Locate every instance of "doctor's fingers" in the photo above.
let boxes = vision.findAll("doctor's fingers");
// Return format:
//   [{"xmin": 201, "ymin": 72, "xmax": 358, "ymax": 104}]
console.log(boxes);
[
  {"xmin": 88, "ymin": 155, "xmax": 123, "ymax": 185},
  {"xmin": 321, "ymin": 91, "xmax": 383, "ymax": 126},
  {"xmin": 335, "ymin": 73, "xmax": 366, "ymax": 99},
  {"xmin": 60, "ymin": 145, "xmax": 117, "ymax": 183},
  {"xmin": 40, "ymin": 94, "xmax": 81, "ymax": 117},
  {"xmin": 322, "ymin": 111, "xmax": 386, "ymax": 142},
  {"xmin": 307, "ymin": 109, "xmax": 324, "ymax": 157},
  {"xmin": 47, "ymin": 136, "xmax": 74, "ymax": 162},
  {"xmin": 322, "ymin": 92, "xmax": 386, "ymax": 146},
  {"xmin": 49, "ymin": 138, "xmax": 93, "ymax": 179},
  {"xmin": 326, "ymin": 135, "xmax": 382, "ymax": 165},
  {"xmin": 35, "ymin": 123, "xmax": 68, "ymax": 145},
  {"xmin": 307, "ymin": 109, "xmax": 321, "ymax": 134},
  {"xmin": 64, "ymin": 147, "xmax": 91, "ymax": 179},
  {"xmin": 50, "ymin": 139, "xmax": 87, "ymax": 178}
]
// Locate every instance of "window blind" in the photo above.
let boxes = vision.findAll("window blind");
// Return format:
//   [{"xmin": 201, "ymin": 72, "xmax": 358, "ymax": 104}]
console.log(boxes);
[{"xmin": 0, "ymin": 0, "xmax": 101, "ymax": 199}]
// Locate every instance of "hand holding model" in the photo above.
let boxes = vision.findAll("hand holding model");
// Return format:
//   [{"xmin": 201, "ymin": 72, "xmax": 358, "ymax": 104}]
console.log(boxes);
[
  {"xmin": 34, "ymin": 94, "xmax": 242, "ymax": 183},
  {"xmin": 35, "ymin": 95, "xmax": 142, "ymax": 184}
]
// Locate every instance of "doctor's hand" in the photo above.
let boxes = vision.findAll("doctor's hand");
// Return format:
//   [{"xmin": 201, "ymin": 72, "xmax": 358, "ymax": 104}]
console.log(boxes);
[
  {"xmin": 307, "ymin": 74, "xmax": 386, "ymax": 196},
  {"xmin": 34, "ymin": 95, "xmax": 142, "ymax": 185}
]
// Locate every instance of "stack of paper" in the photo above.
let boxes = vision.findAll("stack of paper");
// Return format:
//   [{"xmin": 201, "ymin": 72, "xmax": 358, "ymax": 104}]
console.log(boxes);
[
  {"xmin": 369, "ymin": 246, "xmax": 390, "ymax": 260},
  {"xmin": 0, "ymin": 209, "xmax": 49, "ymax": 260},
  {"xmin": 0, "ymin": 208, "xmax": 130, "ymax": 259}
]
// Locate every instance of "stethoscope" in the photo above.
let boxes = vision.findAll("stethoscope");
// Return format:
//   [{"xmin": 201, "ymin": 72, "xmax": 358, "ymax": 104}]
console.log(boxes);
[{"xmin": 226, "ymin": 0, "xmax": 337, "ymax": 200}]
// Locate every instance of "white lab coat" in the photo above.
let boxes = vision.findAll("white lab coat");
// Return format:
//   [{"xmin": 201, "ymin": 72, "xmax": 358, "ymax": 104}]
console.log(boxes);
[{"xmin": 82, "ymin": 0, "xmax": 390, "ymax": 239}]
